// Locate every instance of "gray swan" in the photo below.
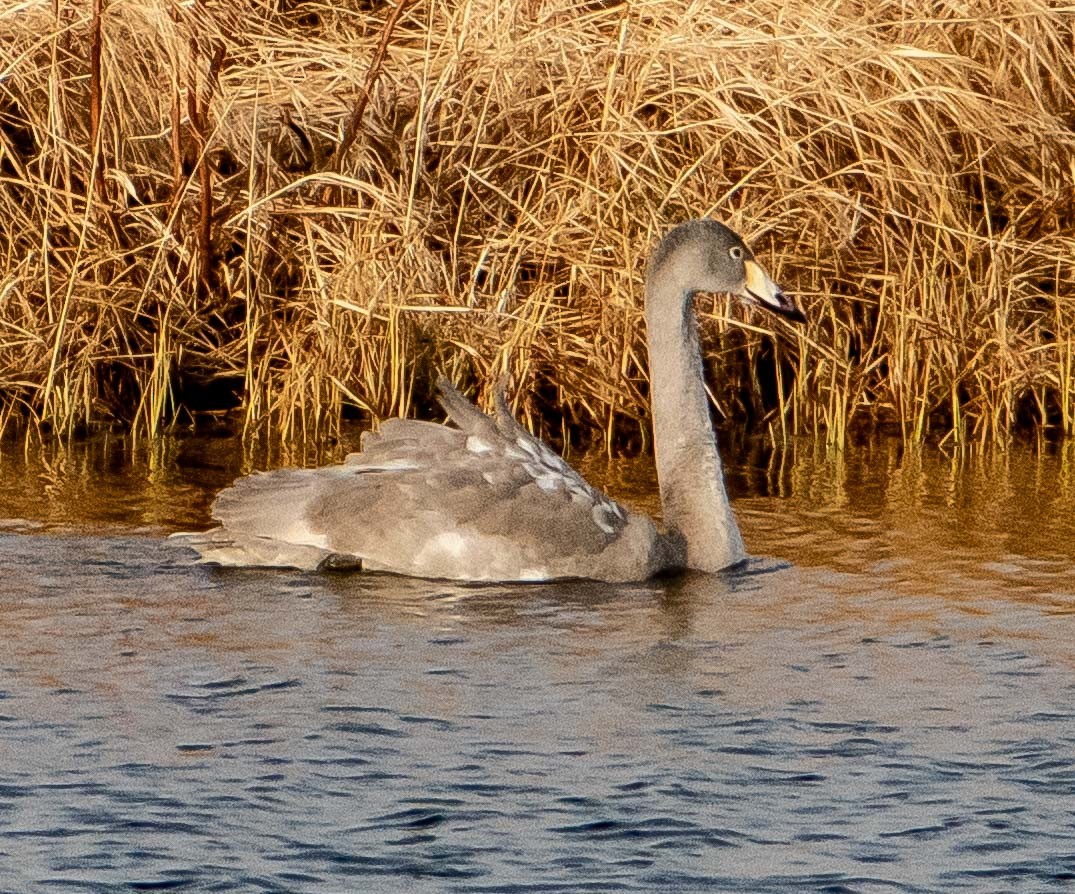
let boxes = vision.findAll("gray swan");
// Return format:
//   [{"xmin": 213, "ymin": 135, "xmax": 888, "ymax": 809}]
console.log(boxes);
[{"xmin": 175, "ymin": 219, "xmax": 805, "ymax": 581}]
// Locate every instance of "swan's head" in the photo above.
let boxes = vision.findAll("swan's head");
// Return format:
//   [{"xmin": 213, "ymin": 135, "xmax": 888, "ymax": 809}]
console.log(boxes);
[{"xmin": 647, "ymin": 218, "xmax": 806, "ymax": 324}]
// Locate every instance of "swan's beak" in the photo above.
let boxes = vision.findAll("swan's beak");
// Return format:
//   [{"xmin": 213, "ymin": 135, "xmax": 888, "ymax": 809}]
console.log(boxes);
[{"xmin": 743, "ymin": 259, "xmax": 806, "ymax": 324}]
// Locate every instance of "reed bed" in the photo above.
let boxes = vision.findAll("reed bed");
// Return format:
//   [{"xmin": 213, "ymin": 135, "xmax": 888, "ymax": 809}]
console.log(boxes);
[{"xmin": 0, "ymin": 0, "xmax": 1073, "ymax": 449}]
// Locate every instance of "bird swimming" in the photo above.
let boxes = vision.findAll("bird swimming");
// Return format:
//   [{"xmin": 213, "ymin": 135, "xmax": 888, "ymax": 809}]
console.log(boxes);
[{"xmin": 174, "ymin": 218, "xmax": 806, "ymax": 581}]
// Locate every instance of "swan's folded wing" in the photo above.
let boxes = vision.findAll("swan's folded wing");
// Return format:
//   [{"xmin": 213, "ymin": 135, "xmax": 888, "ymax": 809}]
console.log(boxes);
[
  {"xmin": 197, "ymin": 412, "xmax": 648, "ymax": 580},
  {"xmin": 310, "ymin": 423, "xmax": 631, "ymax": 579},
  {"xmin": 438, "ymin": 378, "xmax": 629, "ymax": 536}
]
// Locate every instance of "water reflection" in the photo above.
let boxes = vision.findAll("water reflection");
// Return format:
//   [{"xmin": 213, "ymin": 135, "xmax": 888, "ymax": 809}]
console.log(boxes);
[{"xmin": 0, "ymin": 433, "xmax": 1074, "ymax": 891}]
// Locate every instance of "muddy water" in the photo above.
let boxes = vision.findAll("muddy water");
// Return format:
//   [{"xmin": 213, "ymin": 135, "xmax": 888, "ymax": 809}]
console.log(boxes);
[{"xmin": 0, "ymin": 433, "xmax": 1073, "ymax": 892}]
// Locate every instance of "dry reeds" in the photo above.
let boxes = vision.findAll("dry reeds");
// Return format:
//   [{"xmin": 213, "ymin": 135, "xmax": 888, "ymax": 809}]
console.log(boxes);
[{"xmin": 0, "ymin": 0, "xmax": 1073, "ymax": 448}]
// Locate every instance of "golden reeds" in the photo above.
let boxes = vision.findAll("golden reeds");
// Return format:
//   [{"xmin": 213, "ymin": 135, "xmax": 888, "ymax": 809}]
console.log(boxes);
[{"xmin": 0, "ymin": 0, "xmax": 1072, "ymax": 448}]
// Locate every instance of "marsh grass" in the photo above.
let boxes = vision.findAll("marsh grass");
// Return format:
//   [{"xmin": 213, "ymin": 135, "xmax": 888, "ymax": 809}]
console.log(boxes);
[{"xmin": 0, "ymin": 0, "xmax": 1073, "ymax": 449}]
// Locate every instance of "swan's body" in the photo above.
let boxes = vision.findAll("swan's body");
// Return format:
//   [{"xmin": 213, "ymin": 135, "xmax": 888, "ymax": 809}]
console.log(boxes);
[{"xmin": 175, "ymin": 219, "xmax": 805, "ymax": 581}]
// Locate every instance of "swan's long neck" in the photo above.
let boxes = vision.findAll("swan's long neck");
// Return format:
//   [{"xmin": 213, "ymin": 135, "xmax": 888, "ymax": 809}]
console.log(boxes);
[{"xmin": 645, "ymin": 278, "xmax": 746, "ymax": 571}]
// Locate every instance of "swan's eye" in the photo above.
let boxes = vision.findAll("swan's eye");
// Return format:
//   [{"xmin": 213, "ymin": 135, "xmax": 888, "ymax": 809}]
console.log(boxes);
[{"xmin": 729, "ymin": 246, "xmax": 744, "ymax": 261}]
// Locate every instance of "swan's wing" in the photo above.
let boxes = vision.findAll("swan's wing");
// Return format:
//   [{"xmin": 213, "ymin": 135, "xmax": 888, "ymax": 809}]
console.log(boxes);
[
  {"xmin": 185, "ymin": 384, "xmax": 659, "ymax": 580},
  {"xmin": 438, "ymin": 378, "xmax": 628, "ymax": 536}
]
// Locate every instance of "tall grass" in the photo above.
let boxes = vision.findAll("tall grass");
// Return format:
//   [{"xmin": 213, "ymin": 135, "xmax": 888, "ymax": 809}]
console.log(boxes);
[{"xmin": 0, "ymin": 0, "xmax": 1072, "ymax": 448}]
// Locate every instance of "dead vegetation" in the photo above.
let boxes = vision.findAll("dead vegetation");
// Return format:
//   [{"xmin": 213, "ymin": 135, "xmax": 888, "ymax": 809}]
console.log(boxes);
[{"xmin": 0, "ymin": 0, "xmax": 1073, "ymax": 449}]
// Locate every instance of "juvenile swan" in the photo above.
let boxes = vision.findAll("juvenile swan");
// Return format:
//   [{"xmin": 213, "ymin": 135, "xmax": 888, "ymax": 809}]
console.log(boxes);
[{"xmin": 176, "ymin": 219, "xmax": 805, "ymax": 581}]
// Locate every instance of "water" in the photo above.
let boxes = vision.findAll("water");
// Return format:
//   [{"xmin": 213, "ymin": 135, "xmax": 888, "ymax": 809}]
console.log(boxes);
[{"xmin": 1, "ymin": 434, "xmax": 1074, "ymax": 892}]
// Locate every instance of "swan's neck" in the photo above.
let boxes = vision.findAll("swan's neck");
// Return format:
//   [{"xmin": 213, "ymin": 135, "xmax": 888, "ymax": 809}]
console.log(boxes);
[{"xmin": 645, "ymin": 281, "xmax": 746, "ymax": 571}]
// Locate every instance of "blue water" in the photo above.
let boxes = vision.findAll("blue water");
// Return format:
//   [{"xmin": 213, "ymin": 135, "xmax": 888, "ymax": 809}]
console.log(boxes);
[{"xmin": 0, "ymin": 436, "xmax": 1074, "ymax": 892}]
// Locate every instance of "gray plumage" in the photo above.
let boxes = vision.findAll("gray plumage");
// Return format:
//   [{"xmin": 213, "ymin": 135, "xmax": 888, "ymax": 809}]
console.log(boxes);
[{"xmin": 173, "ymin": 218, "xmax": 805, "ymax": 581}]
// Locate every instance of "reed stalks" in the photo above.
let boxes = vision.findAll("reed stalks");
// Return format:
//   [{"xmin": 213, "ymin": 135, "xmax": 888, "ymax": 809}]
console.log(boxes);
[{"xmin": 0, "ymin": 0, "xmax": 1072, "ymax": 449}]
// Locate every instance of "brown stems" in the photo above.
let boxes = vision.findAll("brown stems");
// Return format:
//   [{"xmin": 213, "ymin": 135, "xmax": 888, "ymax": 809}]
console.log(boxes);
[
  {"xmin": 186, "ymin": 37, "xmax": 227, "ymax": 302},
  {"xmin": 88, "ymin": 0, "xmax": 106, "ymax": 205}
]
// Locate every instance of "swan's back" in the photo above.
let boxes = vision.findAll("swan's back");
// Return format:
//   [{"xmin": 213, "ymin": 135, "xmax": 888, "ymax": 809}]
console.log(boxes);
[{"xmin": 177, "ymin": 381, "xmax": 679, "ymax": 582}]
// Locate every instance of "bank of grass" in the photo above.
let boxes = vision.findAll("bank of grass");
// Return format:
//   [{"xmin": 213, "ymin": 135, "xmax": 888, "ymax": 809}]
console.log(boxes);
[{"xmin": 0, "ymin": 0, "xmax": 1073, "ymax": 449}]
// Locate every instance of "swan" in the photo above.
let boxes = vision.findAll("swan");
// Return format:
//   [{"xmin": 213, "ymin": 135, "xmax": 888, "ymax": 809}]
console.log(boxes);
[{"xmin": 175, "ymin": 218, "xmax": 805, "ymax": 581}]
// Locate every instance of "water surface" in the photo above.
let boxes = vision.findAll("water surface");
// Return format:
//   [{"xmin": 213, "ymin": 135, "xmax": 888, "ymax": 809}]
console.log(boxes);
[{"xmin": 0, "ymin": 434, "xmax": 1073, "ymax": 892}]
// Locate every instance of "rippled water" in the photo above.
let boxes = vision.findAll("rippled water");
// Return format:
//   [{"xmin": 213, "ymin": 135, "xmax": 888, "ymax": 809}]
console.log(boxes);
[{"xmin": 1, "ymin": 434, "xmax": 1074, "ymax": 892}]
